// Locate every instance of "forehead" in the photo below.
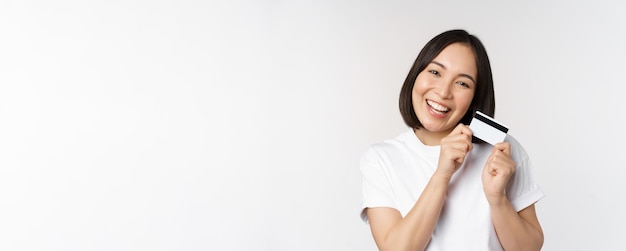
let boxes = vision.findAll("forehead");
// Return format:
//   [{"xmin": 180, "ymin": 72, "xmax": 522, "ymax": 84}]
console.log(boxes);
[{"xmin": 432, "ymin": 43, "xmax": 477, "ymax": 76}]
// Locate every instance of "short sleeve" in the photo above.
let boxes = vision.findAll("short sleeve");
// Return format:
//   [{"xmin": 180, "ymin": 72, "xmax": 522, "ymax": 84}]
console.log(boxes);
[
  {"xmin": 505, "ymin": 137, "xmax": 545, "ymax": 212},
  {"xmin": 360, "ymin": 146, "xmax": 397, "ymax": 223}
]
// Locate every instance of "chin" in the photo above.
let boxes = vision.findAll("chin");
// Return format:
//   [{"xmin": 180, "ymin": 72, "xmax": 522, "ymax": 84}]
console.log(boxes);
[{"xmin": 420, "ymin": 124, "xmax": 450, "ymax": 133}]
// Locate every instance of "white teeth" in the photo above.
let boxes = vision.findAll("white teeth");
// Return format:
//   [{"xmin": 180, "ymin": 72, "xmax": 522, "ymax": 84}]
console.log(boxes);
[{"xmin": 427, "ymin": 100, "xmax": 449, "ymax": 113}]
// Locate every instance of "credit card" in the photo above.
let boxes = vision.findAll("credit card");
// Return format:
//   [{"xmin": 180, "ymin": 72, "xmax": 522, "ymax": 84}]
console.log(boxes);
[{"xmin": 469, "ymin": 111, "xmax": 509, "ymax": 145}]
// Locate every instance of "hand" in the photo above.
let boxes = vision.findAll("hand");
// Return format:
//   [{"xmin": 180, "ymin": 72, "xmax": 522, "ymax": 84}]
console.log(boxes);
[
  {"xmin": 435, "ymin": 124, "xmax": 473, "ymax": 180},
  {"xmin": 482, "ymin": 142, "xmax": 516, "ymax": 202}
]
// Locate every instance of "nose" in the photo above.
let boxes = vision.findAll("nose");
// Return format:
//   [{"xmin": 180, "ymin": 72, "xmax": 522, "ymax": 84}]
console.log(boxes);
[{"xmin": 435, "ymin": 81, "xmax": 453, "ymax": 99}]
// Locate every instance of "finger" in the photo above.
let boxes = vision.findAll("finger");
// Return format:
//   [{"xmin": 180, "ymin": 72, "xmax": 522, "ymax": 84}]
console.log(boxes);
[
  {"xmin": 442, "ymin": 133, "xmax": 473, "ymax": 145},
  {"xmin": 451, "ymin": 141, "xmax": 472, "ymax": 154},
  {"xmin": 442, "ymin": 127, "xmax": 473, "ymax": 153},
  {"xmin": 442, "ymin": 143, "xmax": 470, "ymax": 156},
  {"xmin": 493, "ymin": 142, "xmax": 511, "ymax": 156},
  {"xmin": 442, "ymin": 140, "xmax": 473, "ymax": 154},
  {"xmin": 448, "ymin": 123, "xmax": 472, "ymax": 137},
  {"xmin": 448, "ymin": 123, "xmax": 465, "ymax": 136},
  {"xmin": 456, "ymin": 125, "xmax": 473, "ymax": 151},
  {"xmin": 502, "ymin": 142, "xmax": 511, "ymax": 156},
  {"xmin": 442, "ymin": 142, "xmax": 471, "ymax": 156},
  {"xmin": 483, "ymin": 159, "xmax": 499, "ymax": 177},
  {"xmin": 487, "ymin": 151, "xmax": 516, "ymax": 173}
]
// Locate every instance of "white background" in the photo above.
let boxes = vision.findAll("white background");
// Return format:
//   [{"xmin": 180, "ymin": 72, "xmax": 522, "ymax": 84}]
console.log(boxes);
[{"xmin": 1, "ymin": 0, "xmax": 625, "ymax": 250}]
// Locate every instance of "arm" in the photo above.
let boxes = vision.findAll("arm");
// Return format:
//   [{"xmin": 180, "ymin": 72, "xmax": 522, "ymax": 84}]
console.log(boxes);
[
  {"xmin": 367, "ymin": 124, "xmax": 473, "ymax": 251},
  {"xmin": 367, "ymin": 173, "xmax": 451, "ymax": 251},
  {"xmin": 490, "ymin": 202, "xmax": 543, "ymax": 250},
  {"xmin": 482, "ymin": 143, "xmax": 544, "ymax": 251}
]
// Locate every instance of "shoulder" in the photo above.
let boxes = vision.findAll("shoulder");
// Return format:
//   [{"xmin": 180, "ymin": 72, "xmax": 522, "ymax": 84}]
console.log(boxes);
[
  {"xmin": 504, "ymin": 134, "xmax": 531, "ymax": 162},
  {"xmin": 362, "ymin": 130, "xmax": 413, "ymax": 159},
  {"xmin": 360, "ymin": 130, "xmax": 414, "ymax": 170}
]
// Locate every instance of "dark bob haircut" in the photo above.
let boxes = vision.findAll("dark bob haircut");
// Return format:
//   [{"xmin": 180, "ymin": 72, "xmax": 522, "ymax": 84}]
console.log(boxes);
[{"xmin": 399, "ymin": 29, "xmax": 495, "ymax": 129}]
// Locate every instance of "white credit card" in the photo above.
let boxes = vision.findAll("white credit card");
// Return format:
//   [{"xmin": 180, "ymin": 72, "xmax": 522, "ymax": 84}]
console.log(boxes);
[{"xmin": 469, "ymin": 111, "xmax": 509, "ymax": 145}]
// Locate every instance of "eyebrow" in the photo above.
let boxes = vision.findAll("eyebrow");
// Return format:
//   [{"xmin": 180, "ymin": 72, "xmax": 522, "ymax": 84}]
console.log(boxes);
[{"xmin": 430, "ymin": 61, "xmax": 477, "ymax": 84}]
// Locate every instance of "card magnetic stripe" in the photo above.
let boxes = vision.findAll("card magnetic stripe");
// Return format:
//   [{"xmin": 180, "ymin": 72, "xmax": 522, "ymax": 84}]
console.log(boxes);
[{"xmin": 473, "ymin": 112, "xmax": 509, "ymax": 133}]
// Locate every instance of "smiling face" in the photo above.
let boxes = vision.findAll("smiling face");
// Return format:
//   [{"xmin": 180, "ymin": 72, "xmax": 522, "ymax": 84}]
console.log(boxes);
[{"xmin": 412, "ymin": 42, "xmax": 477, "ymax": 144}]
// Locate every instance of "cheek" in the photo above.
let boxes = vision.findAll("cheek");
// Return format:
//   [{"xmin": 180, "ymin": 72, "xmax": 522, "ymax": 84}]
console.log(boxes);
[
  {"xmin": 411, "ymin": 85, "xmax": 421, "ymax": 100},
  {"xmin": 457, "ymin": 92, "xmax": 475, "ymax": 109},
  {"xmin": 412, "ymin": 76, "xmax": 428, "ymax": 95}
]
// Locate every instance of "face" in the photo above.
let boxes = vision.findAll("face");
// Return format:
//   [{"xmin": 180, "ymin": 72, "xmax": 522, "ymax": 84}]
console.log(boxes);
[{"xmin": 412, "ymin": 42, "xmax": 477, "ymax": 135}]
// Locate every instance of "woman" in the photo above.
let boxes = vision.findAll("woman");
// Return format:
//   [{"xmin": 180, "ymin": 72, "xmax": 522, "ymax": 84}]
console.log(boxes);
[{"xmin": 360, "ymin": 29, "xmax": 544, "ymax": 250}]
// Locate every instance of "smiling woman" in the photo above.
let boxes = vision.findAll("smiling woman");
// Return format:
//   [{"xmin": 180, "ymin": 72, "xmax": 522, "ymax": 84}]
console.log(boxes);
[
  {"xmin": 360, "ymin": 29, "xmax": 544, "ymax": 251},
  {"xmin": 411, "ymin": 43, "xmax": 476, "ymax": 145}
]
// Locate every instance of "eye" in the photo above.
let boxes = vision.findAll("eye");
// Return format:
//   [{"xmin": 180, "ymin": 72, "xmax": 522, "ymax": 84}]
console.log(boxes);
[
  {"xmin": 456, "ymin": 81, "xmax": 470, "ymax": 88},
  {"xmin": 429, "ymin": 70, "xmax": 440, "ymax": 76}
]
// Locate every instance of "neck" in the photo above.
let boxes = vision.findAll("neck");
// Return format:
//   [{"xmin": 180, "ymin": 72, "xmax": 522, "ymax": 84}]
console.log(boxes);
[{"xmin": 413, "ymin": 128, "xmax": 452, "ymax": 146}]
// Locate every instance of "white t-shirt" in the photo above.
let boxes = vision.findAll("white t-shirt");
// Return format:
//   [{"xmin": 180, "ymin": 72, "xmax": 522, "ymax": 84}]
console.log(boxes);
[{"xmin": 360, "ymin": 129, "xmax": 544, "ymax": 250}]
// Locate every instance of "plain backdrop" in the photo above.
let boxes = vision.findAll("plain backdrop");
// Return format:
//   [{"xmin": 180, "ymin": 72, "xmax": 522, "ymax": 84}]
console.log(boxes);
[{"xmin": 1, "ymin": 0, "xmax": 625, "ymax": 250}]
